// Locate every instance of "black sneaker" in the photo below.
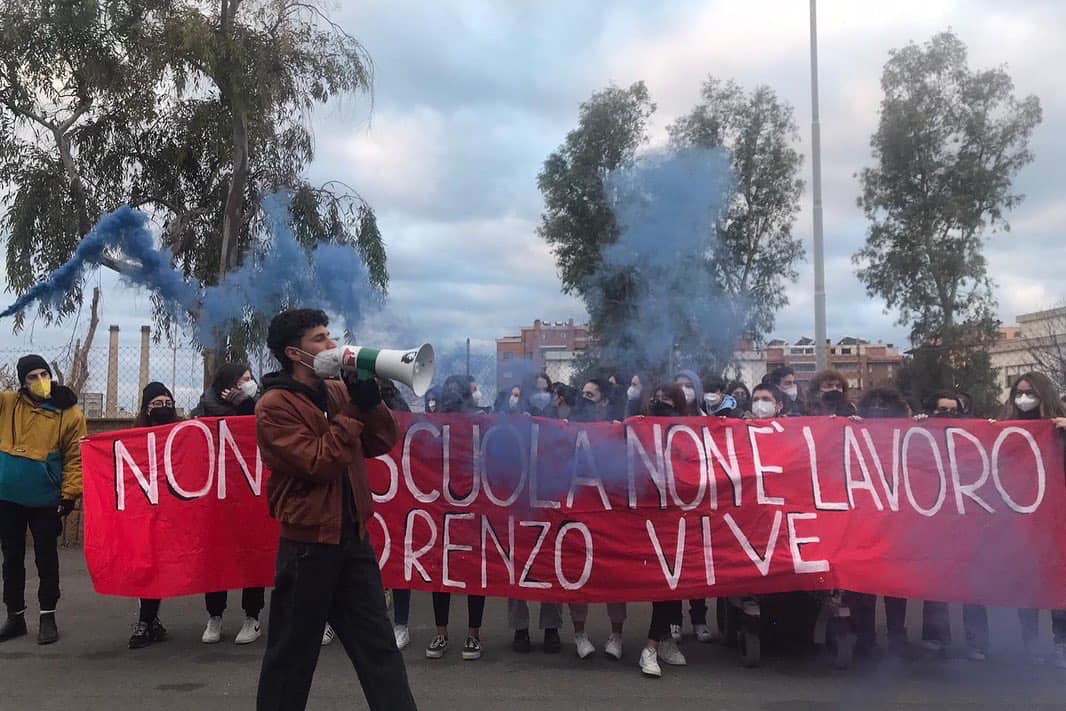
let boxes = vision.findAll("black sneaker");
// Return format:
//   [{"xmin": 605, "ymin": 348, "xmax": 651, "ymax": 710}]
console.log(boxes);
[
  {"xmin": 462, "ymin": 635, "xmax": 482, "ymax": 660},
  {"xmin": 426, "ymin": 634, "xmax": 448, "ymax": 659},
  {"xmin": 513, "ymin": 629, "xmax": 532, "ymax": 654},
  {"xmin": 0, "ymin": 614, "xmax": 27, "ymax": 643},
  {"xmin": 129, "ymin": 621, "xmax": 152, "ymax": 649},
  {"xmin": 543, "ymin": 628, "xmax": 561, "ymax": 654},
  {"xmin": 37, "ymin": 613, "xmax": 58, "ymax": 645},
  {"xmin": 149, "ymin": 618, "xmax": 168, "ymax": 642}
]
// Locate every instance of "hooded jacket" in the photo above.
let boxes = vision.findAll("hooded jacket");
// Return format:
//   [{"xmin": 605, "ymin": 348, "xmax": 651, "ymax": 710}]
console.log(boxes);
[
  {"xmin": 0, "ymin": 386, "xmax": 86, "ymax": 506},
  {"xmin": 675, "ymin": 369, "xmax": 706, "ymax": 415},
  {"xmin": 255, "ymin": 371, "xmax": 398, "ymax": 544}
]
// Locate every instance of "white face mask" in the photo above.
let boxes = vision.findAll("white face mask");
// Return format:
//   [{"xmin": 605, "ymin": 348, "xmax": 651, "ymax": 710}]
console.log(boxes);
[
  {"xmin": 1015, "ymin": 393, "xmax": 1040, "ymax": 413},
  {"xmin": 239, "ymin": 379, "xmax": 259, "ymax": 399},
  {"xmin": 782, "ymin": 385, "xmax": 798, "ymax": 399},
  {"xmin": 681, "ymin": 386, "xmax": 696, "ymax": 404},
  {"xmin": 296, "ymin": 347, "xmax": 343, "ymax": 378},
  {"xmin": 627, "ymin": 385, "xmax": 641, "ymax": 401},
  {"xmin": 751, "ymin": 400, "xmax": 777, "ymax": 419},
  {"xmin": 509, "ymin": 395, "xmax": 520, "ymax": 407},
  {"xmin": 704, "ymin": 393, "xmax": 722, "ymax": 409}
]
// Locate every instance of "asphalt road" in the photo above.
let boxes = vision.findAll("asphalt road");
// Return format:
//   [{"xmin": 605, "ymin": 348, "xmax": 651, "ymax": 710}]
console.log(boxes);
[{"xmin": 0, "ymin": 548, "xmax": 1062, "ymax": 710}]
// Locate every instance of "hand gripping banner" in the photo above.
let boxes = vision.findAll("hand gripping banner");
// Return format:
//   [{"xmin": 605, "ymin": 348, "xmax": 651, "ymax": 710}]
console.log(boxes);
[{"xmin": 82, "ymin": 413, "xmax": 1066, "ymax": 608}]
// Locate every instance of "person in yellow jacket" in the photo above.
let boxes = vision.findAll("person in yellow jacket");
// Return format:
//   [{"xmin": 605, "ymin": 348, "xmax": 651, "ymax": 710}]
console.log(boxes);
[{"xmin": 0, "ymin": 355, "xmax": 85, "ymax": 645}]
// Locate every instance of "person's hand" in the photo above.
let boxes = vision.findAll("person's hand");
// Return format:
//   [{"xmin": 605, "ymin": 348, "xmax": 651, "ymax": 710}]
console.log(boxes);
[
  {"xmin": 848, "ymin": 415, "xmax": 864, "ymax": 422},
  {"xmin": 222, "ymin": 388, "xmax": 247, "ymax": 404},
  {"xmin": 913, "ymin": 413, "xmax": 929, "ymax": 422},
  {"xmin": 57, "ymin": 499, "xmax": 75, "ymax": 517},
  {"xmin": 1052, "ymin": 417, "xmax": 1066, "ymax": 430},
  {"xmin": 345, "ymin": 375, "xmax": 382, "ymax": 412}
]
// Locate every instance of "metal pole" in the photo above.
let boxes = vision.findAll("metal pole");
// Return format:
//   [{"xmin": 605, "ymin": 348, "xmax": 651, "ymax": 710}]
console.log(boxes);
[
  {"xmin": 465, "ymin": 338, "xmax": 471, "ymax": 378},
  {"xmin": 810, "ymin": 0, "xmax": 828, "ymax": 371}
]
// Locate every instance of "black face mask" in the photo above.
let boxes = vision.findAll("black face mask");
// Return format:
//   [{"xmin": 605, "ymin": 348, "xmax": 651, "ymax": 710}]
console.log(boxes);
[
  {"xmin": 650, "ymin": 401, "xmax": 677, "ymax": 417},
  {"xmin": 821, "ymin": 390, "xmax": 844, "ymax": 405},
  {"xmin": 863, "ymin": 405, "xmax": 896, "ymax": 418},
  {"xmin": 148, "ymin": 407, "xmax": 176, "ymax": 425},
  {"xmin": 931, "ymin": 410, "xmax": 958, "ymax": 418}
]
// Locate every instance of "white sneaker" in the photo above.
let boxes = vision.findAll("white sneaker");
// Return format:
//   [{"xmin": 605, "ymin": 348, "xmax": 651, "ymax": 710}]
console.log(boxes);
[
  {"xmin": 966, "ymin": 647, "xmax": 987, "ymax": 662},
  {"xmin": 658, "ymin": 638, "xmax": 687, "ymax": 666},
  {"xmin": 234, "ymin": 617, "xmax": 261, "ymax": 645},
  {"xmin": 321, "ymin": 623, "xmax": 335, "ymax": 646},
  {"xmin": 639, "ymin": 646, "xmax": 662, "ymax": 677},
  {"xmin": 605, "ymin": 633, "xmax": 623, "ymax": 660},
  {"xmin": 694, "ymin": 623, "xmax": 714, "ymax": 643},
  {"xmin": 669, "ymin": 624, "xmax": 682, "ymax": 642},
  {"xmin": 574, "ymin": 632, "xmax": 595, "ymax": 659},
  {"xmin": 394, "ymin": 624, "xmax": 410, "ymax": 650},
  {"xmin": 201, "ymin": 616, "xmax": 223, "ymax": 644}
]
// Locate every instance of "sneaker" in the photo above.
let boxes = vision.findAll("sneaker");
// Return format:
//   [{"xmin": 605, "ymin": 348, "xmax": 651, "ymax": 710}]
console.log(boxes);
[
  {"xmin": 462, "ymin": 635, "xmax": 482, "ymax": 660},
  {"xmin": 394, "ymin": 624, "xmax": 410, "ymax": 651},
  {"xmin": 234, "ymin": 617, "xmax": 261, "ymax": 645},
  {"xmin": 543, "ymin": 628, "xmax": 561, "ymax": 654},
  {"xmin": 639, "ymin": 646, "xmax": 662, "ymax": 677},
  {"xmin": 0, "ymin": 613, "xmax": 27, "ymax": 643},
  {"xmin": 426, "ymin": 634, "xmax": 448, "ymax": 659},
  {"xmin": 669, "ymin": 624, "xmax": 682, "ymax": 642},
  {"xmin": 321, "ymin": 624, "xmax": 335, "ymax": 646},
  {"xmin": 921, "ymin": 639, "xmax": 945, "ymax": 657},
  {"xmin": 128, "ymin": 621, "xmax": 152, "ymax": 649},
  {"xmin": 1054, "ymin": 643, "xmax": 1066, "ymax": 669},
  {"xmin": 966, "ymin": 647, "xmax": 987, "ymax": 662},
  {"xmin": 513, "ymin": 628, "xmax": 532, "ymax": 653},
  {"xmin": 658, "ymin": 638, "xmax": 687, "ymax": 666},
  {"xmin": 148, "ymin": 618, "xmax": 168, "ymax": 642},
  {"xmin": 37, "ymin": 612, "xmax": 58, "ymax": 645},
  {"xmin": 201, "ymin": 616, "xmax": 223, "ymax": 644},
  {"xmin": 694, "ymin": 623, "xmax": 714, "ymax": 643},
  {"xmin": 605, "ymin": 633, "xmax": 623, "ymax": 660},
  {"xmin": 574, "ymin": 632, "xmax": 595, "ymax": 659}
]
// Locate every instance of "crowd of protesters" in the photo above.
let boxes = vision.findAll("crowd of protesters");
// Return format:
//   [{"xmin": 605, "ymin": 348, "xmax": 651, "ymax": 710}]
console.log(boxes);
[{"xmin": 4, "ymin": 336, "xmax": 1066, "ymax": 694}]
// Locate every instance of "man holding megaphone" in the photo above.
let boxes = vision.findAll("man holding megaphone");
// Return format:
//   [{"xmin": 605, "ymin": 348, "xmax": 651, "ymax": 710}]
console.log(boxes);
[{"xmin": 254, "ymin": 308, "xmax": 419, "ymax": 711}]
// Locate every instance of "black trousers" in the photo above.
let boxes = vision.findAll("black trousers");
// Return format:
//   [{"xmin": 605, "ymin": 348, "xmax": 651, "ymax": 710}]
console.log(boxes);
[
  {"xmin": 688, "ymin": 598, "xmax": 707, "ymax": 626},
  {"xmin": 139, "ymin": 599, "xmax": 161, "ymax": 624},
  {"xmin": 256, "ymin": 534, "xmax": 416, "ymax": 711},
  {"xmin": 922, "ymin": 601, "xmax": 989, "ymax": 652},
  {"xmin": 0, "ymin": 501, "xmax": 61, "ymax": 614},
  {"xmin": 648, "ymin": 601, "xmax": 683, "ymax": 642},
  {"xmin": 1019, "ymin": 608, "xmax": 1066, "ymax": 645},
  {"xmin": 431, "ymin": 592, "xmax": 485, "ymax": 629},
  {"xmin": 205, "ymin": 588, "xmax": 265, "ymax": 618}
]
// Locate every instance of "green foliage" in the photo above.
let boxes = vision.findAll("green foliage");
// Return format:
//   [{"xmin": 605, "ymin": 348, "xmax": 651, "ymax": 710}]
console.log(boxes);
[
  {"xmin": 854, "ymin": 31, "xmax": 1041, "ymax": 345},
  {"xmin": 856, "ymin": 30, "xmax": 1040, "ymax": 408},
  {"xmin": 668, "ymin": 78, "xmax": 805, "ymax": 339},
  {"xmin": 0, "ymin": 0, "xmax": 386, "ymax": 357}
]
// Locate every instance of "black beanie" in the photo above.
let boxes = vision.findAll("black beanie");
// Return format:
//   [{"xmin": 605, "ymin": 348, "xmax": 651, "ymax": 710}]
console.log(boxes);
[
  {"xmin": 141, "ymin": 381, "xmax": 174, "ymax": 410},
  {"xmin": 17, "ymin": 354, "xmax": 52, "ymax": 385}
]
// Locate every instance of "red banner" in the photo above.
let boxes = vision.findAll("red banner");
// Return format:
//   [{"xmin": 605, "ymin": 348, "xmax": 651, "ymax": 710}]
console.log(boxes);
[{"xmin": 82, "ymin": 414, "xmax": 1066, "ymax": 608}]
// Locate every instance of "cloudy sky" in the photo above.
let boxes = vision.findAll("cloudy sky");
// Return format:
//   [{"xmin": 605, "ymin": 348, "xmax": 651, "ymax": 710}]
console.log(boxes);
[{"xmin": 4, "ymin": 0, "xmax": 1065, "ymax": 359}]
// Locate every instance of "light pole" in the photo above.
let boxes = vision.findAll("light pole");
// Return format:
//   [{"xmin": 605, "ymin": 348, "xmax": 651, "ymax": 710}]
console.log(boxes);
[{"xmin": 810, "ymin": 0, "xmax": 828, "ymax": 371}]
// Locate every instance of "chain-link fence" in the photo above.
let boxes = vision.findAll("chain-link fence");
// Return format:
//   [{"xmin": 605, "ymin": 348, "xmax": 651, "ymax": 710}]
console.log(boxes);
[{"xmin": 0, "ymin": 338, "xmax": 502, "ymax": 418}]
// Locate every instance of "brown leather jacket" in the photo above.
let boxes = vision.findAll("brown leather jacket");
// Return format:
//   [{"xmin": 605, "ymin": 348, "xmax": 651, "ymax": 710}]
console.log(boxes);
[{"xmin": 255, "ymin": 371, "xmax": 398, "ymax": 544}]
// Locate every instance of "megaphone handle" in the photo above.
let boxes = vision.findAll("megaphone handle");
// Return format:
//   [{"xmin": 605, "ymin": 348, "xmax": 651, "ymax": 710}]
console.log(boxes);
[{"xmin": 355, "ymin": 347, "xmax": 380, "ymax": 382}]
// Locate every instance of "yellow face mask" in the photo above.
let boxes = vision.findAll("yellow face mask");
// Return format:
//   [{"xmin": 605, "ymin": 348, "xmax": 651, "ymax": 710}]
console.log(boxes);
[{"xmin": 28, "ymin": 377, "xmax": 52, "ymax": 400}]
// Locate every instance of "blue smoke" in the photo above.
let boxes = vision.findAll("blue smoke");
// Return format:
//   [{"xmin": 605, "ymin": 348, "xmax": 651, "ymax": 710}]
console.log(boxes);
[
  {"xmin": 0, "ymin": 206, "xmax": 199, "ymax": 320},
  {"xmin": 1, "ymin": 194, "xmax": 380, "ymax": 346},
  {"xmin": 587, "ymin": 146, "xmax": 744, "ymax": 378}
]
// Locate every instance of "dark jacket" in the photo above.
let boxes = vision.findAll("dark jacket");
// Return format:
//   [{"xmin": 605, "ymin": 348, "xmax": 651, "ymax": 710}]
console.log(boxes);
[
  {"xmin": 255, "ymin": 372, "xmax": 398, "ymax": 544},
  {"xmin": 190, "ymin": 387, "xmax": 256, "ymax": 418}
]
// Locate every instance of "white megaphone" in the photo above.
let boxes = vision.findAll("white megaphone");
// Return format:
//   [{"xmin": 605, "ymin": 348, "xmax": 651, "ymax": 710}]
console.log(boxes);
[{"xmin": 321, "ymin": 344, "xmax": 435, "ymax": 397}]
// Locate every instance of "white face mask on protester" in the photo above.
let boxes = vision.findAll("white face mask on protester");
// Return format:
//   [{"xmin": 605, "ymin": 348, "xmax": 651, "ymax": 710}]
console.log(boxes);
[
  {"xmin": 509, "ymin": 395, "xmax": 521, "ymax": 408},
  {"xmin": 239, "ymin": 379, "xmax": 259, "ymax": 399},
  {"xmin": 627, "ymin": 385, "xmax": 641, "ymax": 401},
  {"xmin": 1015, "ymin": 393, "xmax": 1040, "ymax": 413},
  {"xmin": 782, "ymin": 385, "xmax": 798, "ymax": 399},
  {"xmin": 704, "ymin": 393, "xmax": 722, "ymax": 409},
  {"xmin": 681, "ymin": 385, "xmax": 696, "ymax": 404},
  {"xmin": 751, "ymin": 400, "xmax": 777, "ymax": 419}
]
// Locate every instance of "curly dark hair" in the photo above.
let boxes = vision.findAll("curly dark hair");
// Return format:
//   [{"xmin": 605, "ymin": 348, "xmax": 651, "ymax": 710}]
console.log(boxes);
[{"xmin": 267, "ymin": 308, "xmax": 329, "ymax": 373}]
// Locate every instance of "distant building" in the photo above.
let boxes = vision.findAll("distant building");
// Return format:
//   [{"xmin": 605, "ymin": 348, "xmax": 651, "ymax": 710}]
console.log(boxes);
[
  {"xmin": 764, "ymin": 337, "xmax": 903, "ymax": 396},
  {"xmin": 496, "ymin": 319, "xmax": 589, "ymax": 392},
  {"xmin": 989, "ymin": 307, "xmax": 1066, "ymax": 394}
]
